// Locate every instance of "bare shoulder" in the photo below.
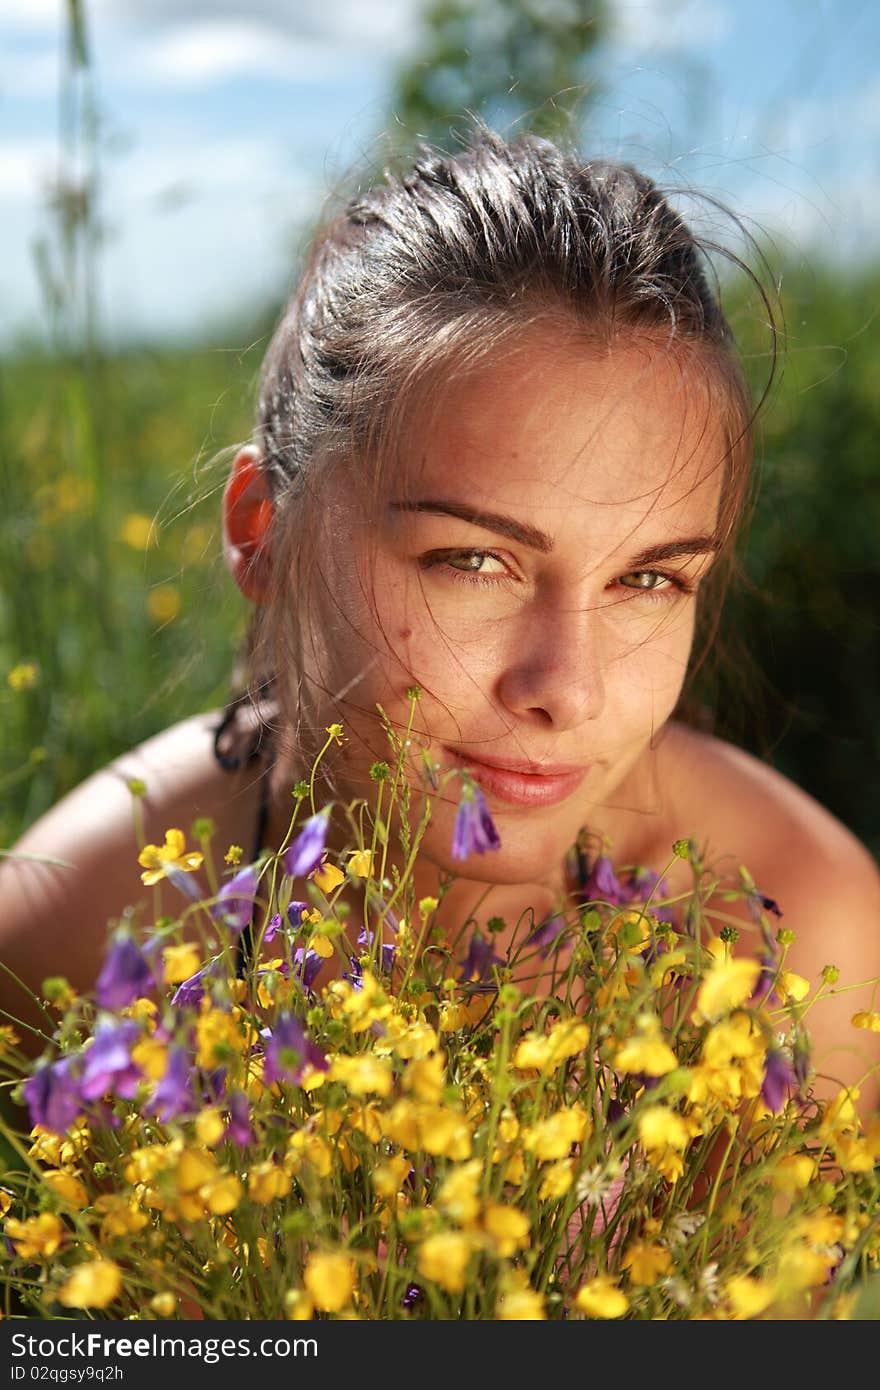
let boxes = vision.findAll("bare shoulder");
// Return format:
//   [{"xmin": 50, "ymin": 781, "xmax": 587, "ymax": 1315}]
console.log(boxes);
[
  {"xmin": 0, "ymin": 713, "xmax": 264, "ymax": 1021},
  {"xmin": 659, "ymin": 722, "xmax": 880, "ymax": 899},
  {"xmin": 660, "ymin": 723, "xmax": 880, "ymax": 1104}
]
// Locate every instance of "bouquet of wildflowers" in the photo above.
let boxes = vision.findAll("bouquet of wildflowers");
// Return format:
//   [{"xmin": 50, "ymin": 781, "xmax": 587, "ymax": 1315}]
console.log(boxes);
[{"xmin": 2, "ymin": 699, "xmax": 879, "ymax": 1322}]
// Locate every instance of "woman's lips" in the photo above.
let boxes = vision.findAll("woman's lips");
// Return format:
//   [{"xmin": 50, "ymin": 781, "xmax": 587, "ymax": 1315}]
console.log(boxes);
[{"xmin": 443, "ymin": 747, "xmax": 589, "ymax": 808}]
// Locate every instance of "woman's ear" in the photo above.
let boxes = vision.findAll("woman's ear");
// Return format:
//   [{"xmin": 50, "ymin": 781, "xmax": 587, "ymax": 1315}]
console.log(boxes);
[{"xmin": 222, "ymin": 445, "xmax": 274, "ymax": 602}]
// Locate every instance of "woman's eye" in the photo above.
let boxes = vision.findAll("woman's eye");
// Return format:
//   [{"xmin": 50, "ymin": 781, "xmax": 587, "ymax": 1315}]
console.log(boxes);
[
  {"xmin": 618, "ymin": 570, "xmax": 672, "ymax": 591},
  {"xmin": 445, "ymin": 550, "xmax": 506, "ymax": 575}
]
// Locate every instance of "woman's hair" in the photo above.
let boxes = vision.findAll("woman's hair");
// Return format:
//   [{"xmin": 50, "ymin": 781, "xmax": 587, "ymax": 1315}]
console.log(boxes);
[{"xmin": 231, "ymin": 125, "xmax": 774, "ymax": 782}]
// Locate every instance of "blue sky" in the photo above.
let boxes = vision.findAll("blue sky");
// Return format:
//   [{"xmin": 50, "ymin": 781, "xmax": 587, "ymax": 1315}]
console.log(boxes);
[{"xmin": 2, "ymin": 0, "xmax": 878, "ymax": 348}]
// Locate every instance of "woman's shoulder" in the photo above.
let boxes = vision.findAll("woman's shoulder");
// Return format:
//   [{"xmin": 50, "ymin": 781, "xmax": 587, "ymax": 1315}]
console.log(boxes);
[
  {"xmin": 658, "ymin": 722, "xmax": 880, "ymax": 1105},
  {"xmin": 9, "ymin": 711, "xmax": 246, "ymax": 858},
  {"xmin": 0, "ymin": 712, "xmax": 265, "ymax": 1014},
  {"xmin": 659, "ymin": 721, "xmax": 879, "ymax": 892}
]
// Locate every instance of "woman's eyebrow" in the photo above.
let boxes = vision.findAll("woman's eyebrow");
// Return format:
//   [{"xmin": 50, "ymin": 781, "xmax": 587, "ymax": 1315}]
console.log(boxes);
[
  {"xmin": 628, "ymin": 537, "xmax": 721, "ymax": 564},
  {"xmin": 390, "ymin": 498, "xmax": 553, "ymax": 551},
  {"xmin": 390, "ymin": 499, "xmax": 720, "ymax": 565}
]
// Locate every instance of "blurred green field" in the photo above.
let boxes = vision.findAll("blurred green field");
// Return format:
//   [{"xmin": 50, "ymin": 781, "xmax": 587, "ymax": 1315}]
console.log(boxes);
[
  {"xmin": 2, "ymin": 256, "xmax": 878, "ymax": 860},
  {"xmin": 0, "ymin": 337, "xmax": 260, "ymax": 846}
]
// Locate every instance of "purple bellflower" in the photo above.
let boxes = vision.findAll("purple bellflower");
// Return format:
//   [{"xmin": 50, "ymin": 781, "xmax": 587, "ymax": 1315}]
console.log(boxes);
[
  {"xmin": 79, "ymin": 1020, "xmax": 143, "ymax": 1103},
  {"xmin": 761, "ymin": 1049, "xmax": 796, "ymax": 1113},
  {"xmin": 458, "ymin": 930, "xmax": 506, "ymax": 988},
  {"xmin": 95, "ymin": 934, "xmax": 156, "ymax": 1011},
  {"xmin": 262, "ymin": 1013, "xmax": 328, "ymax": 1087},
  {"xmin": 150, "ymin": 1043, "xmax": 197, "ymax": 1122},
  {"xmin": 225, "ymin": 1090, "xmax": 256, "ymax": 1147},
  {"xmin": 525, "ymin": 912, "xmax": 567, "ymax": 958},
  {"xmin": 344, "ymin": 925, "xmax": 395, "ymax": 989},
  {"xmin": 214, "ymin": 864, "xmax": 258, "ymax": 935},
  {"xmin": 451, "ymin": 783, "xmax": 501, "ymax": 861},
  {"xmin": 750, "ymin": 950, "xmax": 782, "ymax": 1007},
  {"xmin": 22, "ymin": 1056, "xmax": 83, "ymax": 1135},
  {"xmin": 579, "ymin": 855, "xmax": 667, "ymax": 908},
  {"xmin": 291, "ymin": 947, "xmax": 324, "ymax": 993},
  {"xmin": 282, "ymin": 813, "xmax": 329, "ymax": 879},
  {"xmin": 170, "ymin": 960, "xmax": 221, "ymax": 1011}
]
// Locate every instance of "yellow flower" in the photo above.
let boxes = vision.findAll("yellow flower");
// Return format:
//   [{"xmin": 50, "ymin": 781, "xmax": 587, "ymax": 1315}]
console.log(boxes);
[
  {"xmin": 770, "ymin": 1154, "xmax": 816, "ymax": 1192},
  {"xmin": 7, "ymin": 662, "xmax": 38, "ymax": 691},
  {"xmin": 284, "ymin": 1289, "xmax": 315, "ymax": 1320},
  {"xmin": 325, "ymin": 723, "xmax": 345, "ymax": 744},
  {"xmin": 5, "ymin": 1212, "xmax": 65, "ymax": 1259},
  {"xmin": 147, "ymin": 584, "xmax": 181, "ymax": 625},
  {"xmin": 575, "ymin": 1275, "xmax": 629, "ymax": 1319},
  {"xmin": 94, "ymin": 1195, "xmax": 149, "ymax": 1238},
  {"xmin": 131, "ymin": 1035, "xmax": 168, "ymax": 1083},
  {"xmin": 695, "ymin": 957, "xmax": 762, "ymax": 1022},
  {"xmin": 386, "ymin": 1019, "xmax": 440, "ymax": 1061},
  {"xmin": 347, "ymin": 1101, "xmax": 383, "ymax": 1142},
  {"xmin": 175, "ymin": 1146, "xmax": 218, "ymax": 1194},
  {"xmin": 202, "ymin": 1173, "xmax": 243, "ymax": 1215},
  {"xmin": 119, "ymin": 512, "xmax": 157, "ymax": 550},
  {"xmin": 793, "ymin": 1211, "xmax": 845, "ymax": 1247},
  {"xmin": 195, "ymin": 1107, "xmax": 226, "ymax": 1147},
  {"xmin": 778, "ymin": 970, "xmax": 810, "ymax": 1003},
  {"xmin": 194, "ymin": 1007, "xmax": 245, "ymax": 1068},
  {"xmin": 852, "ymin": 1010, "xmax": 880, "ymax": 1032},
  {"xmin": 513, "ymin": 1018, "xmax": 589, "ymax": 1074},
  {"xmin": 309, "ymin": 933, "xmax": 336, "ymax": 959},
  {"xmin": 162, "ymin": 942, "xmax": 203, "ymax": 984},
  {"xmin": 417, "ymin": 1231, "xmax": 473, "ymax": 1294},
  {"xmin": 248, "ymin": 1162, "xmax": 293, "ymax": 1204},
  {"xmin": 725, "ymin": 1273, "xmax": 777, "ymax": 1318},
  {"xmin": 400, "ymin": 1052, "xmax": 445, "ymax": 1100},
  {"xmin": 58, "ymin": 1260, "xmax": 122, "ymax": 1310},
  {"xmin": 303, "ymin": 1252, "xmax": 356, "ymax": 1312},
  {"xmin": 537, "ymin": 1159, "xmax": 574, "ymax": 1200},
  {"xmin": 372, "ymin": 1154, "xmax": 411, "ymax": 1200},
  {"xmin": 621, "ymin": 1239, "xmax": 672, "ymax": 1285},
  {"xmin": 41, "ymin": 1170, "xmax": 88, "ymax": 1209},
  {"xmin": 609, "ymin": 907, "xmax": 655, "ymax": 954},
  {"xmin": 496, "ymin": 1285, "xmax": 546, "ymax": 1319},
  {"xmin": 614, "ymin": 1017, "xmax": 678, "ymax": 1077},
  {"xmin": 150, "ymin": 1292, "xmax": 177, "ymax": 1317},
  {"xmin": 224, "ymin": 844, "xmax": 244, "ymax": 866},
  {"xmin": 347, "ymin": 849, "xmax": 374, "ymax": 877},
  {"xmin": 138, "ymin": 828, "xmax": 203, "ymax": 886},
  {"xmin": 286, "ymin": 1130, "xmax": 333, "ymax": 1178},
  {"xmin": 313, "ymin": 860, "xmax": 345, "ymax": 893},
  {"xmin": 520, "ymin": 1104, "xmax": 590, "ymax": 1163},
  {"xmin": 703, "ymin": 1012, "xmax": 764, "ymax": 1066},
  {"xmin": 482, "ymin": 1203, "xmax": 531, "ymax": 1256},
  {"xmin": 438, "ymin": 1160, "xmax": 482, "ymax": 1226},
  {"xmin": 329, "ymin": 1054, "xmax": 393, "ymax": 1098},
  {"xmin": 638, "ymin": 1104, "xmax": 690, "ymax": 1149}
]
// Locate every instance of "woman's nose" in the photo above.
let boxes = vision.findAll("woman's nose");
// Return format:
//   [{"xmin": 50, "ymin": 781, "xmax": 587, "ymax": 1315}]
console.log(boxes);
[{"xmin": 494, "ymin": 599, "xmax": 606, "ymax": 730}]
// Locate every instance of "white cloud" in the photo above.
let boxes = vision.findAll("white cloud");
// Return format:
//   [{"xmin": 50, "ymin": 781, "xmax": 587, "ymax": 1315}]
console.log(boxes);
[
  {"xmin": 3, "ymin": 47, "xmax": 59, "ymax": 98},
  {"xmin": 0, "ymin": 0, "xmax": 59, "ymax": 31},
  {"xmin": 134, "ymin": 21, "xmax": 344, "ymax": 87},
  {"xmin": 610, "ymin": 0, "xmax": 731, "ymax": 55},
  {"xmin": 0, "ymin": 138, "xmax": 58, "ymax": 200},
  {"xmin": 108, "ymin": 0, "xmax": 422, "ymax": 60}
]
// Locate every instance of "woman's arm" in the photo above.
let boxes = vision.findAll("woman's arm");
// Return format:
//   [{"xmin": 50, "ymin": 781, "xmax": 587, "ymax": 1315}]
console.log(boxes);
[{"xmin": 0, "ymin": 714, "xmax": 260, "ymax": 1044}]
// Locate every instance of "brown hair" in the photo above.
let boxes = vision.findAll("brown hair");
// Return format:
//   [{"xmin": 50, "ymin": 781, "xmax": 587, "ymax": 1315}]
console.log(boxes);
[{"xmin": 231, "ymin": 126, "xmax": 773, "ymax": 784}]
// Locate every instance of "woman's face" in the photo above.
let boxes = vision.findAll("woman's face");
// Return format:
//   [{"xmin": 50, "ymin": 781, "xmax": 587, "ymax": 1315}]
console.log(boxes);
[{"xmin": 305, "ymin": 330, "xmax": 728, "ymax": 885}]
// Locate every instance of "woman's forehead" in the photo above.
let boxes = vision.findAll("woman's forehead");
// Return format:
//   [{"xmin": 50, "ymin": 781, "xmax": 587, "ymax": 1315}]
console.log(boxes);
[{"xmin": 394, "ymin": 335, "xmax": 727, "ymax": 531}]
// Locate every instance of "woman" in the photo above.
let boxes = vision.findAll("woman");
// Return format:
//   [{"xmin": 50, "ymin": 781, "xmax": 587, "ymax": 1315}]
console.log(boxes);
[{"xmin": 2, "ymin": 128, "xmax": 878, "ymax": 1109}]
